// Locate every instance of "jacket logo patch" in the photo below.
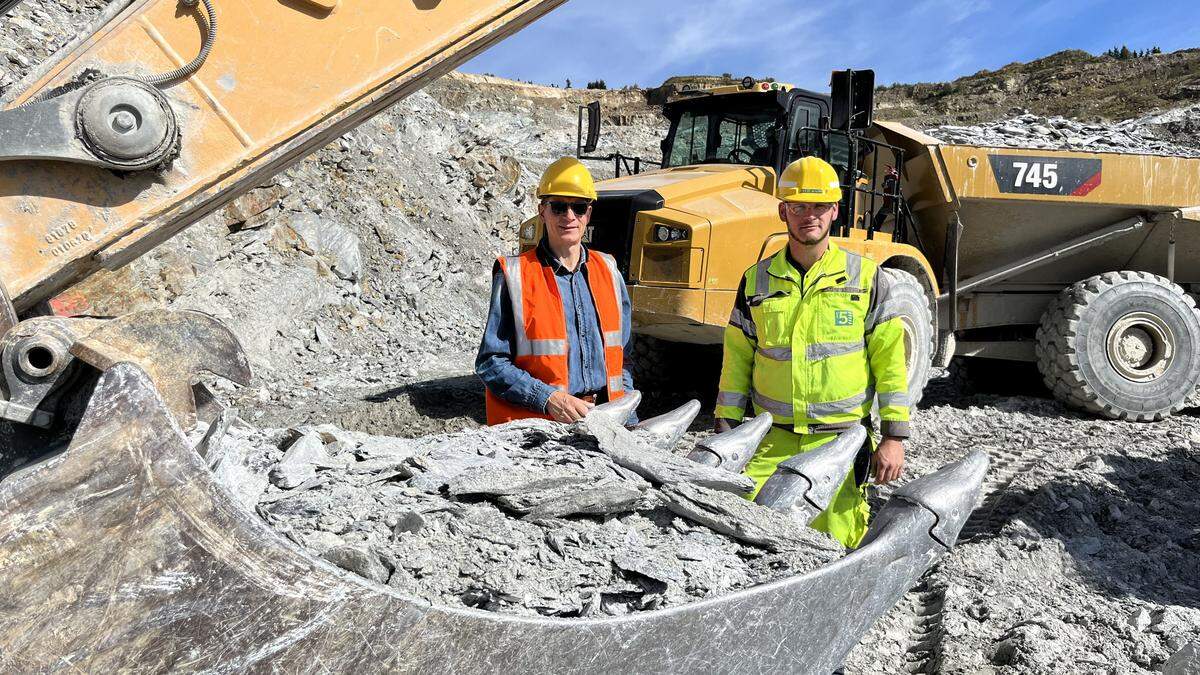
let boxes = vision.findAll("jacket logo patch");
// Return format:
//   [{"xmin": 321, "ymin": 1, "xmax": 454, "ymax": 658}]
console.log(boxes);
[{"xmin": 834, "ymin": 309, "xmax": 854, "ymax": 326}]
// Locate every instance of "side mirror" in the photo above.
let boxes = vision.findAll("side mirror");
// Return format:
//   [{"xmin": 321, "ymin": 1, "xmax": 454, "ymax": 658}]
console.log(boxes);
[
  {"xmin": 577, "ymin": 101, "xmax": 601, "ymax": 155},
  {"xmin": 829, "ymin": 69, "xmax": 874, "ymax": 131}
]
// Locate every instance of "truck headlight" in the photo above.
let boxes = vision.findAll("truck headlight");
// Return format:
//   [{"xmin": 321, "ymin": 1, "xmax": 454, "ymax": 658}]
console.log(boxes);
[
  {"xmin": 654, "ymin": 225, "xmax": 688, "ymax": 242},
  {"xmin": 521, "ymin": 223, "xmax": 536, "ymax": 240}
]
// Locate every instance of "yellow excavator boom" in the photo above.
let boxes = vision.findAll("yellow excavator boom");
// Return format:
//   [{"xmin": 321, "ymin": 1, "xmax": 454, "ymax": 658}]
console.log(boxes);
[{"xmin": 0, "ymin": 0, "xmax": 564, "ymax": 313}]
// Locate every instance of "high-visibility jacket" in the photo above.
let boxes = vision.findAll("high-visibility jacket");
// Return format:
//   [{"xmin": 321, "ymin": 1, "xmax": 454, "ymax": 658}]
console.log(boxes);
[
  {"xmin": 715, "ymin": 242, "xmax": 910, "ymax": 437},
  {"xmin": 485, "ymin": 248, "xmax": 627, "ymax": 425}
]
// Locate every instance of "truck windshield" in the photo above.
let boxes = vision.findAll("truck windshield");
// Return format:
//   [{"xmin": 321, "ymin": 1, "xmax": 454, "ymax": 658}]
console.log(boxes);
[{"xmin": 663, "ymin": 97, "xmax": 781, "ymax": 168}]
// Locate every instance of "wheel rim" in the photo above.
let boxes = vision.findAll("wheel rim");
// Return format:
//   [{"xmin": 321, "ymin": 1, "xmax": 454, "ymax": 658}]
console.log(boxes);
[{"xmin": 1105, "ymin": 311, "xmax": 1175, "ymax": 382}]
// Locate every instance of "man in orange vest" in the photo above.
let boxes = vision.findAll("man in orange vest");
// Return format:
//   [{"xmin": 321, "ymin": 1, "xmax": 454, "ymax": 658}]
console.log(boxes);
[{"xmin": 476, "ymin": 157, "xmax": 634, "ymax": 425}]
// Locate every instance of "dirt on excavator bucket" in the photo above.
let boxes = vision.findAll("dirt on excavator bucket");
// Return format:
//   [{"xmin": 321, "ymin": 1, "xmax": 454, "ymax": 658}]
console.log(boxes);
[{"xmin": 0, "ymin": 348, "xmax": 987, "ymax": 672}]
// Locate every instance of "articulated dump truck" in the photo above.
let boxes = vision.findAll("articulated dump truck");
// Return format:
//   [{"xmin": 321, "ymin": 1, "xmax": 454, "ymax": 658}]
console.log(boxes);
[
  {"xmin": 0, "ymin": 4, "xmax": 985, "ymax": 672},
  {"xmin": 541, "ymin": 71, "xmax": 1200, "ymax": 421}
]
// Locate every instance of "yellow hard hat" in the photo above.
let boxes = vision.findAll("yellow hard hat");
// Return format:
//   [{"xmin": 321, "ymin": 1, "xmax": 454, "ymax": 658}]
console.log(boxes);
[
  {"xmin": 778, "ymin": 156, "xmax": 843, "ymax": 203},
  {"xmin": 537, "ymin": 157, "xmax": 598, "ymax": 201}
]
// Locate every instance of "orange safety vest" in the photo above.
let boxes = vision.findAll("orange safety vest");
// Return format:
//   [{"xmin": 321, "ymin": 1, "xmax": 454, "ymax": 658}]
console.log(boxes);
[{"xmin": 485, "ymin": 247, "xmax": 627, "ymax": 425}]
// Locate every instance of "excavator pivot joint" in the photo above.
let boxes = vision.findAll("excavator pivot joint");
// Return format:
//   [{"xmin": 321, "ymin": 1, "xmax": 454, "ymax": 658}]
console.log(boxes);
[
  {"xmin": 76, "ymin": 77, "xmax": 179, "ymax": 169},
  {"xmin": 0, "ymin": 77, "xmax": 178, "ymax": 170},
  {"xmin": 0, "ymin": 319, "xmax": 77, "ymax": 427}
]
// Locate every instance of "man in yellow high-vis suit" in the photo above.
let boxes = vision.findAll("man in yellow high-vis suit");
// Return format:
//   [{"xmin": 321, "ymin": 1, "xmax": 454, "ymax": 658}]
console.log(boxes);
[{"xmin": 715, "ymin": 156, "xmax": 910, "ymax": 549}]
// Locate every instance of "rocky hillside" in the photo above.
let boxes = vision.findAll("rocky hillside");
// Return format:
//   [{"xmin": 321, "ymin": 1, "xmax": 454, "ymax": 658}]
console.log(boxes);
[
  {"xmin": 647, "ymin": 50, "xmax": 1200, "ymax": 127},
  {"xmin": 876, "ymin": 48, "xmax": 1200, "ymax": 125}
]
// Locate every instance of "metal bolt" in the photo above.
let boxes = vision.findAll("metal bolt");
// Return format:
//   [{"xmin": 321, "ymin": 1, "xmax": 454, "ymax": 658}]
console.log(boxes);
[{"xmin": 111, "ymin": 110, "xmax": 137, "ymax": 133}]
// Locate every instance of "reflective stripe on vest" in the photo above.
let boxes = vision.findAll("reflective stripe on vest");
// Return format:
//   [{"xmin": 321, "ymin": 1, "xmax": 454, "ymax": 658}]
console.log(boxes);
[{"xmin": 486, "ymin": 248, "xmax": 627, "ymax": 425}]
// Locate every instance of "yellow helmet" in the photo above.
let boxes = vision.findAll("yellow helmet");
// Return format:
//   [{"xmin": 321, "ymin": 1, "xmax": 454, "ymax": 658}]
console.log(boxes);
[
  {"xmin": 537, "ymin": 157, "xmax": 598, "ymax": 201},
  {"xmin": 778, "ymin": 156, "xmax": 843, "ymax": 203}
]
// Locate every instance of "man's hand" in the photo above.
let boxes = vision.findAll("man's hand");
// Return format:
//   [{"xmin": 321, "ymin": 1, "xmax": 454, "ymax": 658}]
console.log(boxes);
[
  {"xmin": 714, "ymin": 417, "xmax": 740, "ymax": 433},
  {"xmin": 546, "ymin": 391, "xmax": 594, "ymax": 423},
  {"xmin": 872, "ymin": 436, "xmax": 905, "ymax": 485}
]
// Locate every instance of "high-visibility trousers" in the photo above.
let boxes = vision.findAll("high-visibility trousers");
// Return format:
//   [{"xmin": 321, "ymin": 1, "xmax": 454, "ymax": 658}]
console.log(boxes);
[{"xmin": 745, "ymin": 426, "xmax": 872, "ymax": 549}]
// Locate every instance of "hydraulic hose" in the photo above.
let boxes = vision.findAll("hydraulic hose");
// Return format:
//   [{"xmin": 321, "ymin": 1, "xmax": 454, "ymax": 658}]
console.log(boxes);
[
  {"xmin": 146, "ymin": 0, "xmax": 217, "ymax": 85},
  {"xmin": 14, "ymin": 0, "xmax": 217, "ymax": 108}
]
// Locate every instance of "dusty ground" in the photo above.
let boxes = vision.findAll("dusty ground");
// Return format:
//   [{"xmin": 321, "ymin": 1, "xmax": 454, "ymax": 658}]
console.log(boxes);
[{"xmin": 847, "ymin": 369, "xmax": 1200, "ymax": 673}]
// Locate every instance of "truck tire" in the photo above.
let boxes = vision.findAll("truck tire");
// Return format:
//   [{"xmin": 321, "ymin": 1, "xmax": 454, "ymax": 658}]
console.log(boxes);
[
  {"xmin": 1035, "ymin": 271, "xmax": 1200, "ymax": 421},
  {"xmin": 878, "ymin": 267, "xmax": 935, "ymax": 408},
  {"xmin": 629, "ymin": 334, "xmax": 678, "ymax": 393}
]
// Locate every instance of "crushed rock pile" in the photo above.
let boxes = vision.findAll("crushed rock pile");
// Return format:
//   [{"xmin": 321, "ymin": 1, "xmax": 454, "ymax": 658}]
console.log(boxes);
[
  {"xmin": 194, "ymin": 411, "xmax": 844, "ymax": 617},
  {"xmin": 925, "ymin": 110, "xmax": 1200, "ymax": 156}
]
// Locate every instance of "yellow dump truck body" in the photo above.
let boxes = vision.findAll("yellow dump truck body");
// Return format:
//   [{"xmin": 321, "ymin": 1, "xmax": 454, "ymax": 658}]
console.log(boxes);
[
  {"xmin": 876, "ymin": 122, "xmax": 1200, "ymax": 289},
  {"xmin": 862, "ymin": 120, "xmax": 1200, "ymax": 365}
]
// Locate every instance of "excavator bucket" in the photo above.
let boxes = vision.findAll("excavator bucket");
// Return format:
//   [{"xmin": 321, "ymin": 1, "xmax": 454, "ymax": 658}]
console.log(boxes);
[
  {"xmin": 0, "ymin": 358, "xmax": 987, "ymax": 672},
  {"xmin": 0, "ymin": 310, "xmax": 250, "ymax": 476}
]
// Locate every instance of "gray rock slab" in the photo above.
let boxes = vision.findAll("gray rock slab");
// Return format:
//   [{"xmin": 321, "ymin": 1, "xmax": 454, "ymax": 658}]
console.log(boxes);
[
  {"xmin": 1166, "ymin": 643, "xmax": 1200, "ymax": 675},
  {"xmin": 285, "ymin": 212, "xmax": 363, "ymax": 282},
  {"xmin": 499, "ymin": 480, "xmax": 649, "ymax": 519},
  {"xmin": 660, "ymin": 483, "xmax": 818, "ymax": 553},
  {"xmin": 449, "ymin": 465, "xmax": 593, "ymax": 497},
  {"xmin": 268, "ymin": 431, "xmax": 345, "ymax": 489},
  {"xmin": 321, "ymin": 545, "xmax": 389, "ymax": 584},
  {"xmin": 581, "ymin": 414, "xmax": 753, "ymax": 493}
]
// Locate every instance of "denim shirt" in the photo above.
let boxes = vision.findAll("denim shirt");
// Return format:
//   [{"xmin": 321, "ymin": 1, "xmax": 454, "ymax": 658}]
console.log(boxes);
[{"xmin": 475, "ymin": 240, "xmax": 635, "ymax": 415}]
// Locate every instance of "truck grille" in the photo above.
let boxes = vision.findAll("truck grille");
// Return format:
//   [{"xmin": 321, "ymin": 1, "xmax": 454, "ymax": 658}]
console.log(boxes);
[{"xmin": 587, "ymin": 189, "xmax": 664, "ymax": 282}]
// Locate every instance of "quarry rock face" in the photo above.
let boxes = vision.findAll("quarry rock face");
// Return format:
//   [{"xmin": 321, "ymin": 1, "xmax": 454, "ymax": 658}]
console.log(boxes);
[{"xmin": 926, "ymin": 109, "xmax": 1200, "ymax": 156}]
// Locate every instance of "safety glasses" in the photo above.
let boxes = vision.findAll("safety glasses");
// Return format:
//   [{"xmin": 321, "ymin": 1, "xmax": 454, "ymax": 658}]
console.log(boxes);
[
  {"xmin": 784, "ymin": 202, "xmax": 835, "ymax": 216},
  {"xmin": 547, "ymin": 200, "xmax": 591, "ymax": 217}
]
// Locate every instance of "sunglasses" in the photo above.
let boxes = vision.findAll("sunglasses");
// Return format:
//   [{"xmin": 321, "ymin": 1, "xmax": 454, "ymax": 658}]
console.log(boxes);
[
  {"xmin": 546, "ymin": 200, "xmax": 591, "ymax": 216},
  {"xmin": 784, "ymin": 202, "xmax": 835, "ymax": 216}
]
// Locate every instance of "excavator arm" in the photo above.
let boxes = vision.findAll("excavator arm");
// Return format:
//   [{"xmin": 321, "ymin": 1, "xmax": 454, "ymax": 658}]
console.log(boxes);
[{"xmin": 0, "ymin": 0, "xmax": 564, "ymax": 313}]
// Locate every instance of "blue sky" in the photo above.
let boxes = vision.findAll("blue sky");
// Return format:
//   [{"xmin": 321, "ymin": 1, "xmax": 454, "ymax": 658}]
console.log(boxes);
[{"xmin": 465, "ymin": 0, "xmax": 1200, "ymax": 90}]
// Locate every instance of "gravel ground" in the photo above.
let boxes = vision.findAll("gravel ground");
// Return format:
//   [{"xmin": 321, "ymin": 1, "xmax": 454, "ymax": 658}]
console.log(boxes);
[{"xmin": 846, "ymin": 370, "xmax": 1200, "ymax": 674}]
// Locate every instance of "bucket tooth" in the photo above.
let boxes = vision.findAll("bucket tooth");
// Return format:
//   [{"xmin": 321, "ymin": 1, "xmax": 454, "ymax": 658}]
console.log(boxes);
[
  {"xmin": 883, "ymin": 449, "xmax": 989, "ymax": 549},
  {"xmin": 754, "ymin": 425, "xmax": 866, "ymax": 525},
  {"xmin": 634, "ymin": 399, "xmax": 700, "ymax": 450},
  {"xmin": 68, "ymin": 309, "xmax": 251, "ymax": 430},
  {"xmin": 589, "ymin": 389, "xmax": 641, "ymax": 425},
  {"xmin": 686, "ymin": 412, "xmax": 771, "ymax": 472}
]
